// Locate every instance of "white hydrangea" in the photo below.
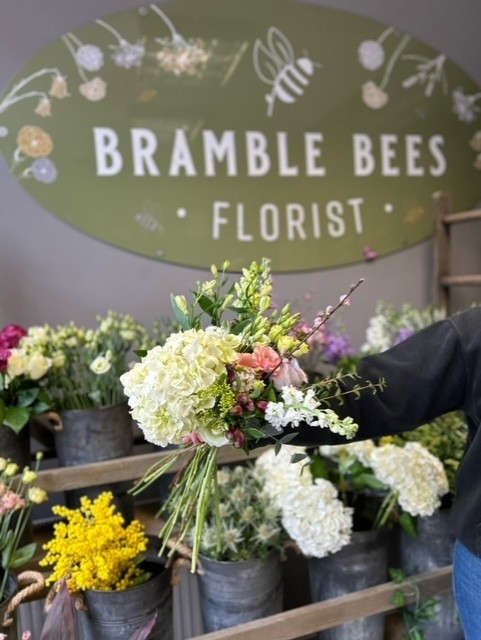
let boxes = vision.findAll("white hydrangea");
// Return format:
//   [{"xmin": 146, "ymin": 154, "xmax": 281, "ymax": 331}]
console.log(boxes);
[
  {"xmin": 255, "ymin": 445, "xmax": 353, "ymax": 558},
  {"xmin": 320, "ymin": 440, "xmax": 377, "ymax": 469},
  {"xmin": 120, "ymin": 326, "xmax": 241, "ymax": 446},
  {"xmin": 280, "ymin": 480, "xmax": 353, "ymax": 558},
  {"xmin": 255, "ymin": 446, "xmax": 312, "ymax": 507},
  {"xmin": 370, "ymin": 442, "xmax": 448, "ymax": 517}
]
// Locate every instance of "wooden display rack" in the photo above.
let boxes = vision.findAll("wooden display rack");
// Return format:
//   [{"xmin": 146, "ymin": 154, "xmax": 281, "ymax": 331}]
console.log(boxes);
[{"xmin": 30, "ymin": 446, "xmax": 453, "ymax": 640}]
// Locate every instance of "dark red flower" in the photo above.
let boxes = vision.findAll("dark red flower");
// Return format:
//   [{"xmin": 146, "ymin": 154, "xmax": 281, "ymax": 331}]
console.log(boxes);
[
  {"xmin": 0, "ymin": 324, "xmax": 27, "ymax": 349},
  {"xmin": 0, "ymin": 348, "xmax": 11, "ymax": 372}
]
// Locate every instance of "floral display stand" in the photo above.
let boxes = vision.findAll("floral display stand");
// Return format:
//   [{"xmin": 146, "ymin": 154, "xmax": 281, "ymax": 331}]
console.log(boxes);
[{"xmin": 20, "ymin": 447, "xmax": 455, "ymax": 640}]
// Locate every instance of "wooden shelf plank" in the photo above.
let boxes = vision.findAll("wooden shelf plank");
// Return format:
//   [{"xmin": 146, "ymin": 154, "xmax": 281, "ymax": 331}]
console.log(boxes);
[{"xmin": 191, "ymin": 566, "xmax": 453, "ymax": 640}]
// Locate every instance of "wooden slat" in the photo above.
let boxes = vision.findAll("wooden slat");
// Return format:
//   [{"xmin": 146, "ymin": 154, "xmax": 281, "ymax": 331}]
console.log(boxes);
[
  {"xmin": 432, "ymin": 192, "xmax": 452, "ymax": 309},
  {"xmin": 432, "ymin": 192, "xmax": 481, "ymax": 312},
  {"xmin": 192, "ymin": 566, "xmax": 453, "ymax": 640},
  {"xmin": 440, "ymin": 275, "xmax": 481, "ymax": 286},
  {"xmin": 34, "ymin": 446, "xmax": 272, "ymax": 493},
  {"xmin": 443, "ymin": 209, "xmax": 481, "ymax": 225}
]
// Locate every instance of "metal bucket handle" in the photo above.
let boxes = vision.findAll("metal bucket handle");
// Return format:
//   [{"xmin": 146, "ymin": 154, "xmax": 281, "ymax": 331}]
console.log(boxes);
[{"xmin": 44, "ymin": 411, "xmax": 63, "ymax": 432}]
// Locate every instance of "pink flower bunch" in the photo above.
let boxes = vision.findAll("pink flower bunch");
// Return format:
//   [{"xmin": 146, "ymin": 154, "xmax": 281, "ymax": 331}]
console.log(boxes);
[{"xmin": 0, "ymin": 324, "xmax": 27, "ymax": 372}]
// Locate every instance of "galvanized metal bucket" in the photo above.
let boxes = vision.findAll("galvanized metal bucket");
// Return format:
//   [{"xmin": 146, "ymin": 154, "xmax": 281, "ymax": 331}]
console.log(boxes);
[
  {"xmin": 400, "ymin": 509, "xmax": 463, "ymax": 640},
  {"xmin": 198, "ymin": 549, "xmax": 283, "ymax": 632},
  {"xmin": 308, "ymin": 528, "xmax": 389, "ymax": 640},
  {"xmin": 79, "ymin": 561, "xmax": 173, "ymax": 640},
  {"xmin": 0, "ymin": 422, "xmax": 30, "ymax": 469},
  {"xmin": 51, "ymin": 403, "xmax": 134, "ymax": 520}
]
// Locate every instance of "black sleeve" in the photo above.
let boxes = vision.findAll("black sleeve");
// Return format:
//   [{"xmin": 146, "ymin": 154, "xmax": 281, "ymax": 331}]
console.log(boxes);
[{"xmin": 286, "ymin": 312, "xmax": 468, "ymax": 447}]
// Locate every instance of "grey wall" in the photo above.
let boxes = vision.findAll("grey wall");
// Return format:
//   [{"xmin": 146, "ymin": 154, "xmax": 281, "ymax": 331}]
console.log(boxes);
[{"xmin": 1, "ymin": 0, "xmax": 480, "ymax": 348}]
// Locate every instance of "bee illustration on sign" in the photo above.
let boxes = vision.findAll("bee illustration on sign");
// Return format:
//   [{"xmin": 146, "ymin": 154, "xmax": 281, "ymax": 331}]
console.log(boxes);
[{"xmin": 253, "ymin": 26, "xmax": 320, "ymax": 117}]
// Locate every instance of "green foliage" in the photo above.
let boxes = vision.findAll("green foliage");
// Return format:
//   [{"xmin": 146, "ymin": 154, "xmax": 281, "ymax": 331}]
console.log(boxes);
[{"xmin": 390, "ymin": 567, "xmax": 439, "ymax": 639}]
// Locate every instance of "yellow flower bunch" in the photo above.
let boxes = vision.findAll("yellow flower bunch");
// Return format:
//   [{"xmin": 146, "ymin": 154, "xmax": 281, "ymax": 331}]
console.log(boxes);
[{"xmin": 40, "ymin": 492, "xmax": 150, "ymax": 593}]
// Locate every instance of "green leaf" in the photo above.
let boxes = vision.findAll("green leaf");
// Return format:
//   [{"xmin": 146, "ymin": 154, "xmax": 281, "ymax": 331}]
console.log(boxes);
[
  {"xmin": 245, "ymin": 427, "xmax": 265, "ymax": 439},
  {"xmin": 290, "ymin": 453, "xmax": 308, "ymax": 464},
  {"xmin": 398, "ymin": 512, "xmax": 418, "ymax": 538},
  {"xmin": 0, "ymin": 399, "xmax": 5, "ymax": 424},
  {"xmin": 310, "ymin": 455, "xmax": 331, "ymax": 480},
  {"xmin": 391, "ymin": 590, "xmax": 406, "ymax": 607},
  {"xmin": 230, "ymin": 319, "xmax": 252, "ymax": 335},
  {"xmin": 197, "ymin": 294, "xmax": 217, "ymax": 317},
  {"xmin": 33, "ymin": 400, "xmax": 51, "ymax": 415},
  {"xmin": 389, "ymin": 567, "xmax": 406, "ymax": 583},
  {"xmin": 10, "ymin": 543, "xmax": 37, "ymax": 569},
  {"xmin": 17, "ymin": 386, "xmax": 39, "ymax": 408},
  {"xmin": 4, "ymin": 407, "xmax": 30, "ymax": 433},
  {"xmin": 278, "ymin": 433, "xmax": 298, "ymax": 445}
]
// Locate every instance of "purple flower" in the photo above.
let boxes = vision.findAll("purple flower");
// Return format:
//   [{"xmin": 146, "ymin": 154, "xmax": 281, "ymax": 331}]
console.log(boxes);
[
  {"xmin": 31, "ymin": 158, "xmax": 58, "ymax": 184},
  {"xmin": 395, "ymin": 327, "xmax": 416, "ymax": 345},
  {"xmin": 324, "ymin": 332, "xmax": 354, "ymax": 365}
]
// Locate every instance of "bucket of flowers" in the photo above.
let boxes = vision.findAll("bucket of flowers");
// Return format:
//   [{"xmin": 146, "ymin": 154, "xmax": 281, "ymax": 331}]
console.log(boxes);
[
  {"xmin": 0, "ymin": 452, "xmax": 48, "ymax": 633},
  {"xmin": 39, "ymin": 491, "xmax": 173, "ymax": 640},
  {"xmin": 120, "ymin": 258, "xmax": 383, "ymax": 572},
  {"xmin": 0, "ymin": 323, "xmax": 52, "ymax": 469}
]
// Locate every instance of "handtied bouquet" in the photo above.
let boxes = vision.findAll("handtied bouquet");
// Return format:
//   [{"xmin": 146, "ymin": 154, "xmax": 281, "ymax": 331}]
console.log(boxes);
[{"xmin": 121, "ymin": 259, "xmax": 382, "ymax": 571}]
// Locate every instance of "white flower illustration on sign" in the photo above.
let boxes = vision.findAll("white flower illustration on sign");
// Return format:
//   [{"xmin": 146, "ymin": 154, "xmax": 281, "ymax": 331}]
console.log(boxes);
[
  {"xmin": 150, "ymin": 4, "xmax": 211, "ymax": 77},
  {"xmin": 359, "ymin": 32, "xmax": 411, "ymax": 109},
  {"xmin": 62, "ymin": 32, "xmax": 107, "ymax": 102},
  {"xmin": 253, "ymin": 26, "xmax": 320, "ymax": 117},
  {"xmin": 452, "ymin": 87, "xmax": 481, "ymax": 123},
  {"xmin": 358, "ymin": 27, "xmax": 394, "ymax": 71},
  {"xmin": 95, "ymin": 19, "xmax": 146, "ymax": 69}
]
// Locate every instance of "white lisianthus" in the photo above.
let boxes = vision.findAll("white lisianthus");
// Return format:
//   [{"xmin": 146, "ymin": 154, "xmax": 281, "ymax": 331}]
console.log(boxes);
[
  {"xmin": 89, "ymin": 355, "xmax": 112, "ymax": 375},
  {"xmin": 120, "ymin": 326, "xmax": 242, "ymax": 446}
]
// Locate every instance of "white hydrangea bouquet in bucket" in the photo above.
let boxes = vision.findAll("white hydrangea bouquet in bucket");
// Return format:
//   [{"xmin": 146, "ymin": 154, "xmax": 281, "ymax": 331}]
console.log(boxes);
[{"xmin": 120, "ymin": 259, "xmax": 381, "ymax": 572}]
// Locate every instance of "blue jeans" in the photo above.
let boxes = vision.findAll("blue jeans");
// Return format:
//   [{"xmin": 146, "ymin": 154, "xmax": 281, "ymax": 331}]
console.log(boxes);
[{"xmin": 453, "ymin": 539, "xmax": 481, "ymax": 638}]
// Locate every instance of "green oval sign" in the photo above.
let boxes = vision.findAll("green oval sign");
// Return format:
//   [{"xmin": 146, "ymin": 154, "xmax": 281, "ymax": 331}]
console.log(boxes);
[{"xmin": 1, "ymin": 0, "xmax": 480, "ymax": 272}]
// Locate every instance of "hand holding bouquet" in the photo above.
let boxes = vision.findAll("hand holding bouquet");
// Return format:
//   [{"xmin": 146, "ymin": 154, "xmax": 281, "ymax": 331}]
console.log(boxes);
[{"xmin": 121, "ymin": 259, "xmax": 382, "ymax": 571}]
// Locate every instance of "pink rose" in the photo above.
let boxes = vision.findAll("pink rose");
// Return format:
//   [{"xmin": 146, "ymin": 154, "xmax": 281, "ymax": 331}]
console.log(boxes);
[
  {"xmin": 270, "ymin": 357, "xmax": 308, "ymax": 391},
  {"xmin": 0, "ymin": 324, "xmax": 27, "ymax": 349}
]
